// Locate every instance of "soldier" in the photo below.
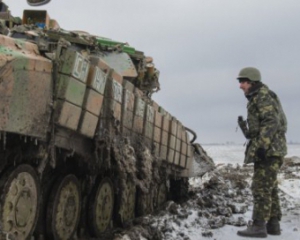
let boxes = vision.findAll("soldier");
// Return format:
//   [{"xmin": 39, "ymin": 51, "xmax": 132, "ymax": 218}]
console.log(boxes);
[{"xmin": 236, "ymin": 67, "xmax": 287, "ymax": 238}]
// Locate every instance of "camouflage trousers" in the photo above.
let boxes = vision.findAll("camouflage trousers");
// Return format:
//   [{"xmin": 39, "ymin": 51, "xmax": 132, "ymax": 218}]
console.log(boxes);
[{"xmin": 251, "ymin": 156, "xmax": 283, "ymax": 222}]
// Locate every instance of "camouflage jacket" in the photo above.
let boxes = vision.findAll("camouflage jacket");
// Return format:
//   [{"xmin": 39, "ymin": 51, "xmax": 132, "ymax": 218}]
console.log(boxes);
[{"xmin": 244, "ymin": 83, "xmax": 287, "ymax": 164}]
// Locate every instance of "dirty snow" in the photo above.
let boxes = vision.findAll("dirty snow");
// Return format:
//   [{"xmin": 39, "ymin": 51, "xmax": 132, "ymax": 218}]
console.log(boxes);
[{"xmin": 113, "ymin": 144, "xmax": 300, "ymax": 240}]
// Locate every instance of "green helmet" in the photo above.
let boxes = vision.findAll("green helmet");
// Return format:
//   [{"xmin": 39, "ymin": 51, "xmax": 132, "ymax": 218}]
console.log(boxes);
[{"xmin": 237, "ymin": 67, "xmax": 261, "ymax": 82}]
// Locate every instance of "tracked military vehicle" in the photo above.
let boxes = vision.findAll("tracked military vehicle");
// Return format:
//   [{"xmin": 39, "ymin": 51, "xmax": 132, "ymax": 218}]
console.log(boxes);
[{"xmin": 0, "ymin": 2, "xmax": 214, "ymax": 240}]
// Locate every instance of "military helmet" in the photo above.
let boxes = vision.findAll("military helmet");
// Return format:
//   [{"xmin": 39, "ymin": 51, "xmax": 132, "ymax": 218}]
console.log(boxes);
[{"xmin": 237, "ymin": 67, "xmax": 261, "ymax": 82}]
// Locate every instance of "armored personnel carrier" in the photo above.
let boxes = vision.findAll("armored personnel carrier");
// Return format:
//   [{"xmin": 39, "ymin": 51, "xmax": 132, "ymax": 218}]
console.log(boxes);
[{"xmin": 0, "ymin": 1, "xmax": 214, "ymax": 239}]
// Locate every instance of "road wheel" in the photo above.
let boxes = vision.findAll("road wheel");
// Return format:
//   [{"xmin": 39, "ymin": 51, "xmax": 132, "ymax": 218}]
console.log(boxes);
[
  {"xmin": 117, "ymin": 180, "xmax": 136, "ymax": 225},
  {"xmin": 88, "ymin": 177, "xmax": 114, "ymax": 237},
  {"xmin": 0, "ymin": 164, "xmax": 40, "ymax": 240},
  {"xmin": 47, "ymin": 174, "xmax": 81, "ymax": 240}
]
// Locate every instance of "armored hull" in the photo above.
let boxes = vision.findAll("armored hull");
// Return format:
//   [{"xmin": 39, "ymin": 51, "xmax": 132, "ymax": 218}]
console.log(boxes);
[{"xmin": 0, "ymin": 7, "xmax": 214, "ymax": 240}]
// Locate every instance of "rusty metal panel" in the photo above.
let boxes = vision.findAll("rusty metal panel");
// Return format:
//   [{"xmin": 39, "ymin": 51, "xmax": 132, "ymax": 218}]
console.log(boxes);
[
  {"xmin": 176, "ymin": 121, "xmax": 183, "ymax": 138},
  {"xmin": 98, "ymin": 75, "xmax": 123, "ymax": 137},
  {"xmin": 143, "ymin": 104, "xmax": 154, "ymax": 139},
  {"xmin": 78, "ymin": 110, "xmax": 98, "ymax": 138},
  {"xmin": 154, "ymin": 111, "xmax": 163, "ymax": 128},
  {"xmin": 89, "ymin": 56, "xmax": 124, "ymax": 85},
  {"xmin": 5, "ymin": 57, "xmax": 52, "ymax": 72},
  {"xmin": 170, "ymin": 119, "xmax": 178, "ymax": 136},
  {"xmin": 98, "ymin": 98, "xmax": 118, "ymax": 136},
  {"xmin": 175, "ymin": 138, "xmax": 181, "ymax": 152},
  {"xmin": 162, "ymin": 116, "xmax": 170, "ymax": 132},
  {"xmin": 101, "ymin": 52, "xmax": 137, "ymax": 78},
  {"xmin": 185, "ymin": 131, "xmax": 190, "ymax": 142},
  {"xmin": 121, "ymin": 87, "xmax": 134, "ymax": 135},
  {"xmin": 160, "ymin": 145, "xmax": 167, "ymax": 160},
  {"xmin": 59, "ymin": 49, "xmax": 90, "ymax": 83},
  {"xmin": 86, "ymin": 65, "xmax": 108, "ymax": 94},
  {"xmin": 144, "ymin": 121, "xmax": 153, "ymax": 139},
  {"xmin": 89, "ymin": 56, "xmax": 110, "ymax": 71},
  {"xmin": 153, "ymin": 126, "xmax": 161, "ymax": 143},
  {"xmin": 56, "ymin": 74, "xmax": 86, "ymax": 107},
  {"xmin": 181, "ymin": 142, "xmax": 187, "ymax": 156},
  {"xmin": 35, "ymin": 58, "xmax": 52, "ymax": 72},
  {"xmin": 124, "ymin": 89, "xmax": 135, "ymax": 112},
  {"xmin": 167, "ymin": 148, "xmax": 175, "ymax": 163},
  {"xmin": 54, "ymin": 100, "xmax": 81, "ymax": 130},
  {"xmin": 132, "ymin": 96, "xmax": 145, "ymax": 134},
  {"xmin": 112, "ymin": 70, "xmax": 123, "ymax": 84},
  {"xmin": 54, "ymin": 128, "xmax": 93, "ymax": 156},
  {"xmin": 0, "ymin": 68, "xmax": 52, "ymax": 139},
  {"xmin": 158, "ymin": 106, "xmax": 169, "ymax": 116},
  {"xmin": 181, "ymin": 129, "xmax": 187, "ymax": 144},
  {"xmin": 187, "ymin": 143, "xmax": 193, "ymax": 157},
  {"xmin": 102, "ymin": 98, "xmax": 122, "ymax": 122},
  {"xmin": 180, "ymin": 154, "xmax": 187, "ymax": 168},
  {"xmin": 152, "ymin": 101, "xmax": 159, "ymax": 111},
  {"xmin": 145, "ymin": 105, "xmax": 154, "ymax": 123},
  {"xmin": 133, "ymin": 116, "xmax": 143, "ymax": 134},
  {"xmin": 168, "ymin": 135, "xmax": 176, "ymax": 150},
  {"xmin": 134, "ymin": 97, "xmax": 145, "ymax": 117},
  {"xmin": 134, "ymin": 88, "xmax": 143, "ymax": 98},
  {"xmin": 0, "ymin": 36, "xmax": 53, "ymax": 140},
  {"xmin": 105, "ymin": 78, "xmax": 123, "ymax": 103},
  {"xmin": 123, "ymin": 79, "xmax": 135, "ymax": 92},
  {"xmin": 161, "ymin": 130, "xmax": 168, "ymax": 145},
  {"xmin": 185, "ymin": 132, "xmax": 193, "ymax": 157},
  {"xmin": 0, "ymin": 35, "xmax": 51, "ymax": 63},
  {"xmin": 122, "ymin": 110, "xmax": 133, "ymax": 129},
  {"xmin": 158, "ymin": 106, "xmax": 165, "ymax": 114},
  {"xmin": 83, "ymin": 88, "xmax": 104, "ymax": 116},
  {"xmin": 174, "ymin": 151, "xmax": 180, "ymax": 166},
  {"xmin": 154, "ymin": 142, "xmax": 160, "ymax": 157}
]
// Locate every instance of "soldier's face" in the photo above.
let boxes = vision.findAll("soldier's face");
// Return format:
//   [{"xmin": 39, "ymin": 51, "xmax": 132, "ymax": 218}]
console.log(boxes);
[{"xmin": 239, "ymin": 80, "xmax": 252, "ymax": 94}]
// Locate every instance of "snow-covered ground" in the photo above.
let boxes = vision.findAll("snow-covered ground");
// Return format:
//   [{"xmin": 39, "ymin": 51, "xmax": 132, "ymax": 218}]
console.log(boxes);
[
  {"xmin": 115, "ymin": 144, "xmax": 300, "ymax": 240},
  {"xmin": 203, "ymin": 143, "xmax": 300, "ymax": 165},
  {"xmin": 201, "ymin": 144, "xmax": 300, "ymax": 240}
]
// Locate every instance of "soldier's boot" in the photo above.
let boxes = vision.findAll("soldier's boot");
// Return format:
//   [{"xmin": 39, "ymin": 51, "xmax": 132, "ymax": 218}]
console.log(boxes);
[
  {"xmin": 266, "ymin": 217, "xmax": 281, "ymax": 235},
  {"xmin": 237, "ymin": 220, "xmax": 267, "ymax": 238}
]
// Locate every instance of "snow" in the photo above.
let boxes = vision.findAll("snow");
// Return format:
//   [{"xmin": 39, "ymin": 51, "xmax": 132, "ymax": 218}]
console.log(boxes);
[
  {"xmin": 116, "ymin": 144, "xmax": 300, "ymax": 240},
  {"xmin": 203, "ymin": 143, "xmax": 300, "ymax": 165},
  {"xmin": 193, "ymin": 144, "xmax": 300, "ymax": 240}
]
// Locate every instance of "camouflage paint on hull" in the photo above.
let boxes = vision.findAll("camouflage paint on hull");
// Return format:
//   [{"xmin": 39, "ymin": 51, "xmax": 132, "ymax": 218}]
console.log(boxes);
[{"xmin": 0, "ymin": 35, "xmax": 52, "ymax": 140}]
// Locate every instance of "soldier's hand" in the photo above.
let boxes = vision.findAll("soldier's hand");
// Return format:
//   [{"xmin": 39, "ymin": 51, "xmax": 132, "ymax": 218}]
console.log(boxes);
[{"xmin": 237, "ymin": 116, "xmax": 247, "ymax": 129}]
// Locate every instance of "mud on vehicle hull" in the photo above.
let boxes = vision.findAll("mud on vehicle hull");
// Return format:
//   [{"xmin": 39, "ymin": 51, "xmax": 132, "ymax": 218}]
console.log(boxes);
[{"xmin": 0, "ymin": 7, "xmax": 214, "ymax": 240}]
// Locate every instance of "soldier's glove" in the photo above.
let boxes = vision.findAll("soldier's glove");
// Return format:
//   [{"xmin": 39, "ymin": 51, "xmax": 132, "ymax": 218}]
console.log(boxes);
[{"xmin": 256, "ymin": 148, "xmax": 267, "ymax": 161}]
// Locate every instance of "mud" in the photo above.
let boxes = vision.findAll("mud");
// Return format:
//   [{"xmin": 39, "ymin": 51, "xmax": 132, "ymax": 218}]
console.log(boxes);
[{"xmin": 109, "ymin": 157, "xmax": 300, "ymax": 240}]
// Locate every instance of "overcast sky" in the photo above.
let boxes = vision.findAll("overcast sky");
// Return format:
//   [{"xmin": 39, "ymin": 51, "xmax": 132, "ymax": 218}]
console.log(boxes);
[{"xmin": 8, "ymin": 0, "xmax": 300, "ymax": 144}]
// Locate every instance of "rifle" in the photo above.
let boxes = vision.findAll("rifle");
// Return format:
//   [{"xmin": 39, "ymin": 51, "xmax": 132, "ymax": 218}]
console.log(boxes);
[{"xmin": 237, "ymin": 116, "xmax": 249, "ymax": 139}]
